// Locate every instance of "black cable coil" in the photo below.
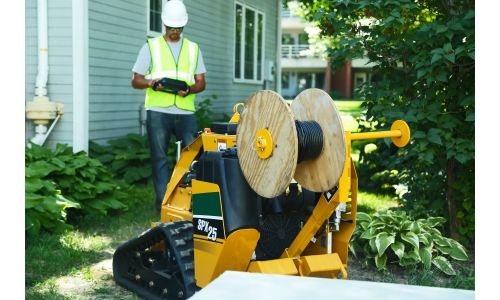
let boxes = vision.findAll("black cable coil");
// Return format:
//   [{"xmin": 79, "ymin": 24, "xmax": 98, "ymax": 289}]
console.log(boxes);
[{"xmin": 295, "ymin": 120, "xmax": 324, "ymax": 163}]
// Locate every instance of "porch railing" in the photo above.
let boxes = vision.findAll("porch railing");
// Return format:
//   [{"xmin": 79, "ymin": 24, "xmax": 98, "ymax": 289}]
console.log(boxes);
[{"xmin": 281, "ymin": 44, "xmax": 316, "ymax": 58}]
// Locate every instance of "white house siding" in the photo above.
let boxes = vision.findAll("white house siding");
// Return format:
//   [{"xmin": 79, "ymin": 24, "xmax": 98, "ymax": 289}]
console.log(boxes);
[
  {"xmin": 88, "ymin": 0, "xmax": 146, "ymax": 143},
  {"xmin": 25, "ymin": 0, "xmax": 73, "ymax": 148}
]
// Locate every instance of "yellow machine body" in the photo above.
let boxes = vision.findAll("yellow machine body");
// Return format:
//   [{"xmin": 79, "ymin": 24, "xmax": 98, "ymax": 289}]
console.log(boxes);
[
  {"xmin": 155, "ymin": 107, "xmax": 410, "ymax": 287},
  {"xmin": 112, "ymin": 94, "xmax": 410, "ymax": 300}
]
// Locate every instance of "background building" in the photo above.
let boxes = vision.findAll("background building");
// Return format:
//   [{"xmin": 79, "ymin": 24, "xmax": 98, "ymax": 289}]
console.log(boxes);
[{"xmin": 280, "ymin": 5, "xmax": 375, "ymax": 100}]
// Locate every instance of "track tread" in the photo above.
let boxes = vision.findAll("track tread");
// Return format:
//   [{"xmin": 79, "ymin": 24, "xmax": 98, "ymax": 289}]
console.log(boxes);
[{"xmin": 113, "ymin": 221, "xmax": 196, "ymax": 299}]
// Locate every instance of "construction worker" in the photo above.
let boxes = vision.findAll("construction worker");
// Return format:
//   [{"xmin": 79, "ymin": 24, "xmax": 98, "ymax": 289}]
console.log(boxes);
[{"xmin": 131, "ymin": 0, "xmax": 206, "ymax": 212}]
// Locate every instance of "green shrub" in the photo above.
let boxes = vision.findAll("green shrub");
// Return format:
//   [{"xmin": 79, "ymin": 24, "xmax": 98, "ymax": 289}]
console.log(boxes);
[
  {"xmin": 89, "ymin": 134, "xmax": 151, "ymax": 185},
  {"xmin": 25, "ymin": 144, "xmax": 128, "ymax": 235},
  {"xmin": 350, "ymin": 210, "xmax": 468, "ymax": 275},
  {"xmin": 195, "ymin": 96, "xmax": 217, "ymax": 130}
]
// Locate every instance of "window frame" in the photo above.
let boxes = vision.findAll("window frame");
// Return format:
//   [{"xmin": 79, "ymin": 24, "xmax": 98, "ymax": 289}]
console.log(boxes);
[
  {"xmin": 233, "ymin": 2, "xmax": 266, "ymax": 84},
  {"xmin": 147, "ymin": 0, "xmax": 165, "ymax": 37}
]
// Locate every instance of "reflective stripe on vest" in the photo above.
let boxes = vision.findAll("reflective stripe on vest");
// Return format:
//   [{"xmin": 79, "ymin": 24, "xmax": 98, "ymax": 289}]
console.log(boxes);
[{"xmin": 145, "ymin": 37, "xmax": 199, "ymax": 111}]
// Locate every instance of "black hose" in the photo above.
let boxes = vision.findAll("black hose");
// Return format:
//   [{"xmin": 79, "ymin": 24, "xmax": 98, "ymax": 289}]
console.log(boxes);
[{"xmin": 295, "ymin": 120, "xmax": 324, "ymax": 163}]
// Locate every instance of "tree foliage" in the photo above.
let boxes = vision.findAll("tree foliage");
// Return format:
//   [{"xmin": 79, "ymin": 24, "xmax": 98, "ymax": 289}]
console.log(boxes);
[{"xmin": 291, "ymin": 0, "xmax": 474, "ymax": 242}]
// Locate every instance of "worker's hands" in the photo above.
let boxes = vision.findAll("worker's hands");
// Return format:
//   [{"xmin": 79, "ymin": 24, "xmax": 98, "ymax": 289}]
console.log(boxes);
[
  {"xmin": 149, "ymin": 79, "xmax": 163, "ymax": 91},
  {"xmin": 178, "ymin": 86, "xmax": 191, "ymax": 97}
]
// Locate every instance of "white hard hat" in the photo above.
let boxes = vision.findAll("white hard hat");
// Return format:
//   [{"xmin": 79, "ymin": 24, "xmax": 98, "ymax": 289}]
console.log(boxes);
[{"xmin": 162, "ymin": 0, "xmax": 188, "ymax": 28}]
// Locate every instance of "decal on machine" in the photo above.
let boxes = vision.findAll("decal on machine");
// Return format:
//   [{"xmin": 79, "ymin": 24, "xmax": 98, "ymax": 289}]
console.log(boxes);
[
  {"xmin": 193, "ymin": 215, "xmax": 224, "ymax": 241},
  {"xmin": 324, "ymin": 187, "xmax": 338, "ymax": 202},
  {"xmin": 192, "ymin": 191, "xmax": 226, "ymax": 242},
  {"xmin": 217, "ymin": 139, "xmax": 227, "ymax": 151}
]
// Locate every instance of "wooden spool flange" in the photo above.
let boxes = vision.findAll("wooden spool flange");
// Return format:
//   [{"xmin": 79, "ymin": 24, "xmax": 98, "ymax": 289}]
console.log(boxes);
[
  {"xmin": 291, "ymin": 88, "xmax": 346, "ymax": 192},
  {"xmin": 236, "ymin": 90, "xmax": 298, "ymax": 198}
]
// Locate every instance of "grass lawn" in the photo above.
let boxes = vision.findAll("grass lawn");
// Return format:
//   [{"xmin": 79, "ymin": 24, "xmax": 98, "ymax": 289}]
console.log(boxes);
[
  {"xmin": 25, "ymin": 185, "xmax": 157, "ymax": 299},
  {"xmin": 334, "ymin": 99, "xmax": 364, "ymax": 132}
]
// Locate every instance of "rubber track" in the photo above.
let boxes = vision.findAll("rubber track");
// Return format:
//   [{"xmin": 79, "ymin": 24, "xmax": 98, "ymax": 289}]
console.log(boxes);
[{"xmin": 113, "ymin": 221, "xmax": 196, "ymax": 299}]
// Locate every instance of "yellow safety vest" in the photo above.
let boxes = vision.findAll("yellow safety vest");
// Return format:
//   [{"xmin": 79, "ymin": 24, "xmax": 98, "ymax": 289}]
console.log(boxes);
[{"xmin": 145, "ymin": 37, "xmax": 199, "ymax": 111}]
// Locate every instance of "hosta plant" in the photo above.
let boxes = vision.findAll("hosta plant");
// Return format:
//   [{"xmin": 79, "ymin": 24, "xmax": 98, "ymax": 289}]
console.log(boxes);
[
  {"xmin": 350, "ymin": 210, "xmax": 468, "ymax": 275},
  {"xmin": 89, "ymin": 134, "xmax": 152, "ymax": 185},
  {"xmin": 26, "ymin": 143, "xmax": 128, "ymax": 235}
]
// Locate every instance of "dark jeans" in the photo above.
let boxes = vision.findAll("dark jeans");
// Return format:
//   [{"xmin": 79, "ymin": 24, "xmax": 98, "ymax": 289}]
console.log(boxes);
[{"xmin": 146, "ymin": 110, "xmax": 197, "ymax": 211}]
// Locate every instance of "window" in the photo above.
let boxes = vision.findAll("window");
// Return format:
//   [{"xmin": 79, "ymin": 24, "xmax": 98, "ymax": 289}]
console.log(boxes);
[
  {"xmin": 234, "ymin": 3, "xmax": 265, "ymax": 82},
  {"xmin": 282, "ymin": 72, "xmax": 290, "ymax": 89},
  {"xmin": 282, "ymin": 34, "xmax": 295, "ymax": 45},
  {"xmin": 314, "ymin": 72, "xmax": 325, "ymax": 89},
  {"xmin": 148, "ymin": 0, "xmax": 164, "ymax": 36},
  {"xmin": 298, "ymin": 33, "xmax": 309, "ymax": 45},
  {"xmin": 297, "ymin": 73, "xmax": 312, "ymax": 91}
]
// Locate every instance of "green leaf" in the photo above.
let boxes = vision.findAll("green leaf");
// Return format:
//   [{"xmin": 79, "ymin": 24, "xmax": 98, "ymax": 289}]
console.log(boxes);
[
  {"xmin": 436, "ymin": 71, "xmax": 447, "ymax": 82},
  {"xmin": 465, "ymin": 111, "xmax": 474, "ymax": 122},
  {"xmin": 101, "ymin": 198, "xmax": 128, "ymax": 210},
  {"xmin": 348, "ymin": 242, "xmax": 358, "ymax": 258},
  {"xmin": 361, "ymin": 227, "xmax": 377, "ymax": 240},
  {"xmin": 363, "ymin": 243, "xmax": 375, "ymax": 258},
  {"xmin": 432, "ymin": 256, "xmax": 456, "ymax": 275},
  {"xmin": 62, "ymin": 167, "xmax": 76, "ymax": 176},
  {"xmin": 375, "ymin": 232, "xmax": 395, "ymax": 256},
  {"xmin": 369, "ymin": 238, "xmax": 377, "ymax": 254},
  {"xmin": 418, "ymin": 233, "xmax": 430, "ymax": 246},
  {"xmin": 427, "ymin": 129, "xmax": 442, "ymax": 145},
  {"xmin": 25, "ymin": 178, "xmax": 46, "ymax": 193},
  {"xmin": 26, "ymin": 161, "xmax": 59, "ymax": 178},
  {"xmin": 464, "ymin": 10, "xmax": 474, "ymax": 19},
  {"xmin": 443, "ymin": 43, "xmax": 453, "ymax": 52},
  {"xmin": 25, "ymin": 194, "xmax": 45, "ymax": 209},
  {"xmin": 400, "ymin": 250, "xmax": 420, "ymax": 267},
  {"xmin": 417, "ymin": 69, "xmax": 427, "ymax": 79},
  {"xmin": 422, "ymin": 150, "xmax": 434, "ymax": 162},
  {"xmin": 437, "ymin": 246, "xmax": 453, "ymax": 255},
  {"xmin": 431, "ymin": 53, "xmax": 441, "ymax": 64},
  {"xmin": 413, "ymin": 131, "xmax": 426, "ymax": 139},
  {"xmin": 444, "ymin": 53, "xmax": 455, "ymax": 63},
  {"xmin": 375, "ymin": 254, "xmax": 387, "ymax": 270},
  {"xmin": 409, "ymin": 221, "xmax": 421, "ymax": 234},
  {"xmin": 447, "ymin": 239, "xmax": 468, "ymax": 261},
  {"xmin": 419, "ymin": 247, "xmax": 432, "ymax": 270},
  {"xmin": 435, "ymin": 25, "xmax": 447, "ymax": 33},
  {"xmin": 433, "ymin": 235, "xmax": 451, "ymax": 247},
  {"xmin": 448, "ymin": 21, "xmax": 464, "ymax": 31},
  {"xmin": 390, "ymin": 242, "xmax": 405, "ymax": 259},
  {"xmin": 425, "ymin": 217, "xmax": 446, "ymax": 227},
  {"xmin": 401, "ymin": 232, "xmax": 419, "ymax": 249},
  {"xmin": 356, "ymin": 212, "xmax": 372, "ymax": 223}
]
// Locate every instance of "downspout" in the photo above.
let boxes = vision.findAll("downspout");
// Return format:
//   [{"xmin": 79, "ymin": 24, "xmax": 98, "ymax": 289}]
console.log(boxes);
[
  {"xmin": 72, "ymin": 0, "xmax": 89, "ymax": 153},
  {"xmin": 276, "ymin": 0, "xmax": 282, "ymax": 94},
  {"xmin": 26, "ymin": 0, "xmax": 64, "ymax": 146},
  {"xmin": 35, "ymin": 0, "xmax": 48, "ymax": 97}
]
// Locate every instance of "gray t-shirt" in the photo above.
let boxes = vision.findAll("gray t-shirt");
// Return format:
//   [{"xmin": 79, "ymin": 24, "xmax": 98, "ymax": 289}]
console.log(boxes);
[{"xmin": 133, "ymin": 36, "xmax": 206, "ymax": 115}]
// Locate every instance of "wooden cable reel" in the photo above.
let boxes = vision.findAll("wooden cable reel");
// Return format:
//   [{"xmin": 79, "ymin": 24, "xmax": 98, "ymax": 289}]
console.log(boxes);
[{"xmin": 236, "ymin": 88, "xmax": 346, "ymax": 198}]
